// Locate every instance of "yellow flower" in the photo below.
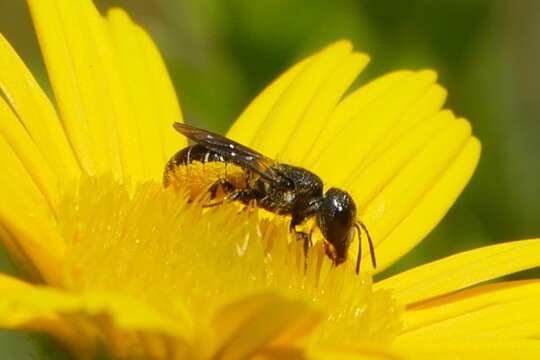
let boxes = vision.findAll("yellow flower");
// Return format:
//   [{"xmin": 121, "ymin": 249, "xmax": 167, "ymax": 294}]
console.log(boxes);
[{"xmin": 0, "ymin": 0, "xmax": 539, "ymax": 359}]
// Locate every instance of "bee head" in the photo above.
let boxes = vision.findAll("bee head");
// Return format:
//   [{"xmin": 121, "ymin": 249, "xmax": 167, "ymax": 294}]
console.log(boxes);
[{"xmin": 317, "ymin": 188, "xmax": 357, "ymax": 265}]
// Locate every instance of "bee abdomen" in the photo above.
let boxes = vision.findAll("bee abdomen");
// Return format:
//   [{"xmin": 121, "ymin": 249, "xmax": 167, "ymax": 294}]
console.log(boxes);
[
  {"xmin": 164, "ymin": 144, "xmax": 226, "ymax": 185},
  {"xmin": 169, "ymin": 144, "xmax": 225, "ymax": 166}
]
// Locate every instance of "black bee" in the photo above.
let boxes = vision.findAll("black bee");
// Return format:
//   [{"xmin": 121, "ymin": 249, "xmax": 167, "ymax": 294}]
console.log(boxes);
[{"xmin": 164, "ymin": 123, "xmax": 376, "ymax": 273}]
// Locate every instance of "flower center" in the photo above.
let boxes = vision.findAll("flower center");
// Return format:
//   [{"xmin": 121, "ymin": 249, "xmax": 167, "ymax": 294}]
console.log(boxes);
[{"xmin": 58, "ymin": 175, "xmax": 402, "ymax": 347}]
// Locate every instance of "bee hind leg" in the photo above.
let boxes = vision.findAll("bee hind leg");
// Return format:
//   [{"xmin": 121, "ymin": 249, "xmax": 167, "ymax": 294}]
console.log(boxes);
[
  {"xmin": 203, "ymin": 183, "xmax": 257, "ymax": 209},
  {"xmin": 201, "ymin": 178, "xmax": 236, "ymax": 207}
]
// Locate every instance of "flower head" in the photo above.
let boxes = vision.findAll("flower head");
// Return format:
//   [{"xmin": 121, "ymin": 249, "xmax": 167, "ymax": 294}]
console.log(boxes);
[{"xmin": 0, "ymin": 0, "xmax": 539, "ymax": 359}]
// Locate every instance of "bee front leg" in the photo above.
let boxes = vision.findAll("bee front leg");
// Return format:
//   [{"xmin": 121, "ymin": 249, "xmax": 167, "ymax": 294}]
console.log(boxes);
[{"xmin": 290, "ymin": 220, "xmax": 313, "ymax": 273}]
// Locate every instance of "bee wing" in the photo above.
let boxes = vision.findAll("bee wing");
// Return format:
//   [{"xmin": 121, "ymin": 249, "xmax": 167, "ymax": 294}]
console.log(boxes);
[{"xmin": 173, "ymin": 123, "xmax": 290, "ymax": 187}]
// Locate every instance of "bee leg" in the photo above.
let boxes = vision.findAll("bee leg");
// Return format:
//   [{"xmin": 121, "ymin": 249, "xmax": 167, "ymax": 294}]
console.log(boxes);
[
  {"xmin": 203, "ymin": 186, "xmax": 257, "ymax": 208},
  {"xmin": 202, "ymin": 178, "xmax": 236, "ymax": 207},
  {"xmin": 210, "ymin": 178, "xmax": 236, "ymax": 198},
  {"xmin": 290, "ymin": 219, "xmax": 313, "ymax": 273},
  {"xmin": 295, "ymin": 231, "xmax": 310, "ymax": 273},
  {"xmin": 227, "ymin": 187, "xmax": 256, "ymax": 202}
]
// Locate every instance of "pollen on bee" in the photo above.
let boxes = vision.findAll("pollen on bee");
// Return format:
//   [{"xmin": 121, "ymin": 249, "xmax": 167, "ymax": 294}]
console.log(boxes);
[{"xmin": 164, "ymin": 161, "xmax": 247, "ymax": 201}]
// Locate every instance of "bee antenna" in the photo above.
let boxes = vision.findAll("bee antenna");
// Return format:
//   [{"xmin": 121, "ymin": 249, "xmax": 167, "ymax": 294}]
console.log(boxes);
[
  {"xmin": 353, "ymin": 223, "xmax": 362, "ymax": 274},
  {"xmin": 355, "ymin": 220, "xmax": 377, "ymax": 274}
]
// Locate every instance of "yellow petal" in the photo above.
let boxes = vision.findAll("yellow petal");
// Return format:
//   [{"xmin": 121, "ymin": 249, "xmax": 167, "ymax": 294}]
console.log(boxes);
[
  {"xmin": 28, "ymin": 0, "xmax": 123, "ymax": 177},
  {"xmin": 375, "ymin": 238, "xmax": 540, "ymax": 305},
  {"xmin": 0, "ymin": 96, "xmax": 58, "ymax": 210},
  {"xmin": 223, "ymin": 43, "xmax": 478, "ymax": 273},
  {"xmin": 0, "ymin": 34, "xmax": 80, "ymax": 182},
  {"xmin": 280, "ymin": 52, "xmax": 370, "ymax": 163},
  {"xmin": 305, "ymin": 70, "xmax": 413, "ymax": 166},
  {"xmin": 0, "ymin": 135, "xmax": 64, "ymax": 284},
  {"xmin": 398, "ymin": 281, "xmax": 540, "ymax": 358},
  {"xmin": 347, "ymin": 110, "xmax": 454, "ymax": 212},
  {"xmin": 307, "ymin": 345, "xmax": 399, "ymax": 360},
  {"xmin": 0, "ymin": 274, "xmax": 81, "ymax": 348},
  {"xmin": 363, "ymin": 135, "xmax": 481, "ymax": 272},
  {"xmin": 401, "ymin": 280, "xmax": 540, "ymax": 334},
  {"xmin": 211, "ymin": 294, "xmax": 321, "ymax": 360},
  {"xmin": 251, "ymin": 347, "xmax": 305, "ymax": 360},
  {"xmin": 0, "ymin": 273, "xmax": 189, "ymax": 357},
  {"xmin": 126, "ymin": 15, "xmax": 185, "ymax": 162},
  {"xmin": 359, "ymin": 84, "xmax": 448, "ymax": 166},
  {"xmin": 107, "ymin": 8, "xmax": 184, "ymax": 181},
  {"xmin": 249, "ymin": 40, "xmax": 354, "ymax": 158},
  {"xmin": 395, "ymin": 293, "xmax": 540, "ymax": 347},
  {"xmin": 311, "ymin": 70, "xmax": 439, "ymax": 187},
  {"xmin": 227, "ymin": 57, "xmax": 313, "ymax": 144},
  {"xmin": 27, "ymin": 0, "xmax": 183, "ymax": 184},
  {"xmin": 224, "ymin": 46, "xmax": 467, "ymax": 273},
  {"xmin": 394, "ymin": 340, "xmax": 540, "ymax": 360}
]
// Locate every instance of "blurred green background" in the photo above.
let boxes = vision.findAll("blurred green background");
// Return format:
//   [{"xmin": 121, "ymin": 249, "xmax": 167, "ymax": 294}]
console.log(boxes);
[{"xmin": 1, "ymin": 0, "xmax": 539, "ymax": 357}]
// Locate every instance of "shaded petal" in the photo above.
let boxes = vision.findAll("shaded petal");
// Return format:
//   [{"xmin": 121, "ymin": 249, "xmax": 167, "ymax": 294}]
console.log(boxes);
[
  {"xmin": 0, "ymin": 95, "xmax": 59, "ymax": 211},
  {"xmin": 0, "ymin": 225, "xmax": 43, "ymax": 283},
  {"xmin": 0, "ymin": 34, "xmax": 80, "ymax": 183},
  {"xmin": 251, "ymin": 347, "xmax": 306, "ymax": 360},
  {"xmin": 0, "ymin": 135, "xmax": 64, "ymax": 284},
  {"xmin": 375, "ymin": 239, "xmax": 540, "ymax": 305},
  {"xmin": 212, "ymin": 294, "xmax": 321, "ymax": 360},
  {"xmin": 0, "ymin": 273, "xmax": 189, "ymax": 357}
]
